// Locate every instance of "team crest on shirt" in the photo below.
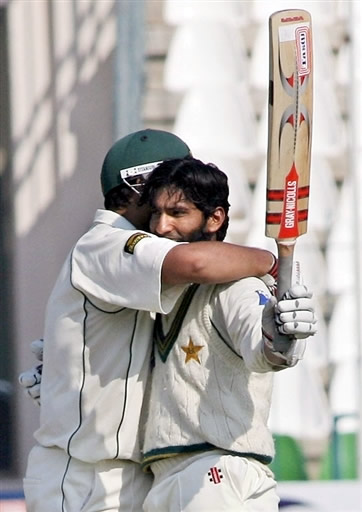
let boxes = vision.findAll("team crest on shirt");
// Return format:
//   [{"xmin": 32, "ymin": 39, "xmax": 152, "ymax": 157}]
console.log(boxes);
[
  {"xmin": 181, "ymin": 338, "xmax": 204, "ymax": 364},
  {"xmin": 124, "ymin": 232, "xmax": 150, "ymax": 254},
  {"xmin": 256, "ymin": 290, "xmax": 270, "ymax": 305}
]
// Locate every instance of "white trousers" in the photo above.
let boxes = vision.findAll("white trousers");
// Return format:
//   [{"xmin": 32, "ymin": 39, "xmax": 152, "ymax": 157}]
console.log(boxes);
[
  {"xmin": 143, "ymin": 451, "xmax": 279, "ymax": 512},
  {"xmin": 24, "ymin": 445, "xmax": 153, "ymax": 512}
]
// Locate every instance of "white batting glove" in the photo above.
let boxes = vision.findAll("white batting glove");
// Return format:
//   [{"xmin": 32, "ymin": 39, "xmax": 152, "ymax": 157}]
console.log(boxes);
[
  {"xmin": 262, "ymin": 284, "xmax": 317, "ymax": 367},
  {"xmin": 18, "ymin": 338, "xmax": 44, "ymax": 406},
  {"xmin": 276, "ymin": 284, "xmax": 317, "ymax": 338},
  {"xmin": 19, "ymin": 365, "xmax": 42, "ymax": 405},
  {"xmin": 30, "ymin": 338, "xmax": 44, "ymax": 361}
]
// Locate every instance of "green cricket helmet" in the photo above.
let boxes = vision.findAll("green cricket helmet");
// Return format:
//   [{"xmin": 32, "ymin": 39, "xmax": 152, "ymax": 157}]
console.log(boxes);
[{"xmin": 101, "ymin": 129, "xmax": 192, "ymax": 196}]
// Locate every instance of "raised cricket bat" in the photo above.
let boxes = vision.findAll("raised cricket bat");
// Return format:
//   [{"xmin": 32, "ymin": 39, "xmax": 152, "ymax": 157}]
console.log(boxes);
[{"xmin": 266, "ymin": 9, "xmax": 313, "ymax": 351}]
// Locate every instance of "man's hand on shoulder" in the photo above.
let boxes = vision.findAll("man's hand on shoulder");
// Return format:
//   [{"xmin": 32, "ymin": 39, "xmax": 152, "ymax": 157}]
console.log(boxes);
[{"xmin": 18, "ymin": 338, "xmax": 44, "ymax": 406}]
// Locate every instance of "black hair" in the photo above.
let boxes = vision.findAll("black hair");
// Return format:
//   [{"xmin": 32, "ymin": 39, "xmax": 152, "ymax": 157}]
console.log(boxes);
[
  {"xmin": 104, "ymin": 184, "xmax": 133, "ymax": 211},
  {"xmin": 140, "ymin": 157, "xmax": 230, "ymax": 241}
]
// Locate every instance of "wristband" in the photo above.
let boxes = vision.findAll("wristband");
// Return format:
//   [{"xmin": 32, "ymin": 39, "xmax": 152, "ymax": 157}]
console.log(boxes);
[{"xmin": 268, "ymin": 254, "xmax": 278, "ymax": 280}]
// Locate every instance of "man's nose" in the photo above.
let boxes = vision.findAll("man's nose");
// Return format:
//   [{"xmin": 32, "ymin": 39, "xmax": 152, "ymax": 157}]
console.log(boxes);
[{"xmin": 154, "ymin": 214, "xmax": 173, "ymax": 235}]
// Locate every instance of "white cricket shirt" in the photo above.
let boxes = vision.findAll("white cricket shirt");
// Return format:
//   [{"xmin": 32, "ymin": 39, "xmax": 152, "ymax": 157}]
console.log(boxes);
[
  {"xmin": 35, "ymin": 209, "xmax": 186, "ymax": 463},
  {"xmin": 143, "ymin": 278, "xmax": 275, "ymax": 469}
]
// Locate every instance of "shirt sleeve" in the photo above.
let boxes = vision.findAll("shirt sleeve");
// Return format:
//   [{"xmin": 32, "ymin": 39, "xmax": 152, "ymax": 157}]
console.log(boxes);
[
  {"xmin": 210, "ymin": 277, "xmax": 273, "ymax": 372},
  {"xmin": 70, "ymin": 225, "xmax": 187, "ymax": 313}
]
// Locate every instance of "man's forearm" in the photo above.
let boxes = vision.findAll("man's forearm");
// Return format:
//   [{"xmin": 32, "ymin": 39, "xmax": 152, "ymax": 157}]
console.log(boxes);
[{"xmin": 162, "ymin": 242, "xmax": 276, "ymax": 285}]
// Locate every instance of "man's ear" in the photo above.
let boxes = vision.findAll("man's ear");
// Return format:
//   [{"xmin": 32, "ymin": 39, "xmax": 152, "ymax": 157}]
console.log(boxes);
[{"xmin": 206, "ymin": 207, "xmax": 226, "ymax": 234}]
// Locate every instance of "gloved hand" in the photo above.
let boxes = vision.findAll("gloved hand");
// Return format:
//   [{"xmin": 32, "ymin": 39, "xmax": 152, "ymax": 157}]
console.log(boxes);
[
  {"xmin": 18, "ymin": 338, "xmax": 44, "ymax": 406},
  {"xmin": 262, "ymin": 284, "xmax": 317, "ymax": 367},
  {"xmin": 275, "ymin": 284, "xmax": 317, "ymax": 338},
  {"xmin": 30, "ymin": 337, "xmax": 44, "ymax": 361}
]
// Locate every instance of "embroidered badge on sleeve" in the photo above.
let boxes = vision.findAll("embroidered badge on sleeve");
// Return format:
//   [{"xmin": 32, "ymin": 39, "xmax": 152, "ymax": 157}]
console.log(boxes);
[{"xmin": 124, "ymin": 232, "xmax": 151, "ymax": 254}]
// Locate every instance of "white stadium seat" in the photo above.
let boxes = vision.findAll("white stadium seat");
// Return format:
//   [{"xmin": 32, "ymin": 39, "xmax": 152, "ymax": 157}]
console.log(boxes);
[
  {"xmin": 163, "ymin": 0, "xmax": 248, "ymax": 27},
  {"xmin": 164, "ymin": 20, "xmax": 249, "ymax": 93},
  {"xmin": 269, "ymin": 360, "xmax": 332, "ymax": 440},
  {"xmin": 173, "ymin": 83, "xmax": 258, "ymax": 165},
  {"xmin": 325, "ymin": 177, "xmax": 357, "ymax": 296}
]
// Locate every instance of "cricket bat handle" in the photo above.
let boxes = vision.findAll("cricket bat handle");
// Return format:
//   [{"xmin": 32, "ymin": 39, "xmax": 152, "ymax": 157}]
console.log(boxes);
[{"xmin": 273, "ymin": 241, "xmax": 295, "ymax": 352}]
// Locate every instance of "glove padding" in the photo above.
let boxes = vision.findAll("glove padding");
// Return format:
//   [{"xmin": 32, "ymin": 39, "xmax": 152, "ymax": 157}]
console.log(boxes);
[
  {"xmin": 262, "ymin": 284, "xmax": 317, "ymax": 367},
  {"xmin": 18, "ymin": 338, "xmax": 44, "ymax": 406},
  {"xmin": 275, "ymin": 284, "xmax": 317, "ymax": 338}
]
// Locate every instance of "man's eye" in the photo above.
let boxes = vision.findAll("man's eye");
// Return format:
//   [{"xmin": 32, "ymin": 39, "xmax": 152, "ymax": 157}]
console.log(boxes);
[{"xmin": 172, "ymin": 209, "xmax": 187, "ymax": 216}]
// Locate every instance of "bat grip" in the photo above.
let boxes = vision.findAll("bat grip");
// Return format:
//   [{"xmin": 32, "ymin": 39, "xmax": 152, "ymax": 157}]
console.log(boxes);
[
  {"xmin": 277, "ymin": 242, "xmax": 295, "ymax": 300},
  {"xmin": 273, "ymin": 242, "xmax": 295, "ymax": 353}
]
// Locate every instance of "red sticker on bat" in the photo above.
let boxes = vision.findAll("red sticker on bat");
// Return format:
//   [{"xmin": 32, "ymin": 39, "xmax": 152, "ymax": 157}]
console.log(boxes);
[{"xmin": 278, "ymin": 163, "xmax": 300, "ymax": 238}]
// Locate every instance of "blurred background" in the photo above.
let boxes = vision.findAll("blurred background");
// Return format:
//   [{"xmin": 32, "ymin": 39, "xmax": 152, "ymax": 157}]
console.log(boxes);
[{"xmin": 0, "ymin": 1, "xmax": 361, "ymax": 510}]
